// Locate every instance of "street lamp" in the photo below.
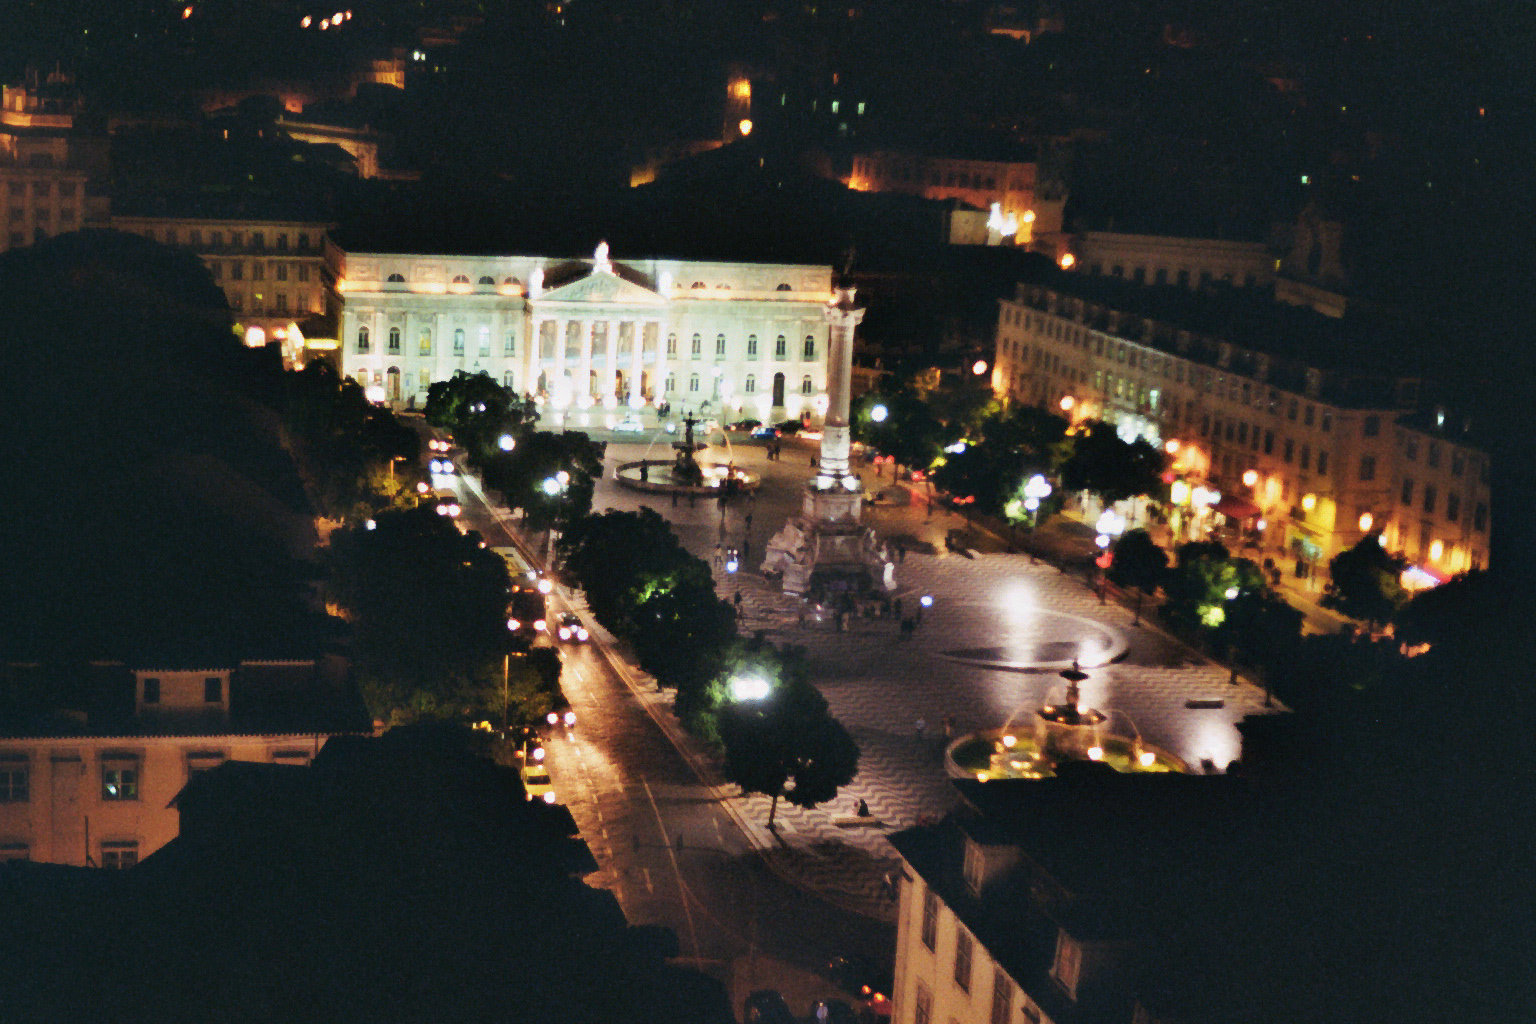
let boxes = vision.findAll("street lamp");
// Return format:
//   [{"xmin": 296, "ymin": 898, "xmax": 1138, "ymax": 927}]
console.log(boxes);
[
  {"xmin": 498, "ymin": 433, "xmax": 516, "ymax": 452},
  {"xmin": 730, "ymin": 674, "xmax": 770, "ymax": 702},
  {"xmin": 870, "ymin": 403, "xmax": 889, "ymax": 423}
]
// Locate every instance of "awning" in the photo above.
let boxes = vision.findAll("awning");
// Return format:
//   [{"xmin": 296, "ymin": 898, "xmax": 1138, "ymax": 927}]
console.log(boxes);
[{"xmin": 1213, "ymin": 495, "xmax": 1261, "ymax": 520}]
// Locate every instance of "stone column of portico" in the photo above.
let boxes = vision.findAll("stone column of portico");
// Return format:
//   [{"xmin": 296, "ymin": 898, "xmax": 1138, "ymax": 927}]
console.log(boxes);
[
  {"xmin": 656, "ymin": 324, "xmax": 670, "ymax": 406},
  {"xmin": 553, "ymin": 319, "xmax": 568, "ymax": 387},
  {"xmin": 630, "ymin": 321, "xmax": 645, "ymax": 406},
  {"xmin": 579, "ymin": 319, "xmax": 595, "ymax": 404},
  {"xmin": 819, "ymin": 282, "xmax": 864, "ymax": 481},
  {"xmin": 603, "ymin": 319, "xmax": 618, "ymax": 403},
  {"xmin": 529, "ymin": 315, "xmax": 546, "ymax": 392}
]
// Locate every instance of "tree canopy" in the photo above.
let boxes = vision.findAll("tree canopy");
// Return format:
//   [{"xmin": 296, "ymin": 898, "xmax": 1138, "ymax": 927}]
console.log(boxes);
[
  {"xmin": 482, "ymin": 430, "xmax": 606, "ymax": 533},
  {"xmin": 1326, "ymin": 534, "xmax": 1407, "ymax": 624},
  {"xmin": 712, "ymin": 640, "xmax": 859, "ymax": 827},
  {"xmin": 326, "ymin": 504, "xmax": 514, "ymax": 721},
  {"xmin": 424, "ymin": 370, "xmax": 536, "ymax": 465},
  {"xmin": 1059, "ymin": 419, "xmax": 1167, "ymax": 504}
]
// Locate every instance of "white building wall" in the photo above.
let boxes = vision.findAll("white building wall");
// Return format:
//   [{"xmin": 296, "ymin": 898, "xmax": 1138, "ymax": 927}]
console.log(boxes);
[{"xmin": 333, "ymin": 247, "xmax": 835, "ymax": 424}]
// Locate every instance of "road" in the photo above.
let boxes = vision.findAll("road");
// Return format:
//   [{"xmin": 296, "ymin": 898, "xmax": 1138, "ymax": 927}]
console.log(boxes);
[{"xmin": 437, "ymin": 430, "xmax": 893, "ymax": 1010}]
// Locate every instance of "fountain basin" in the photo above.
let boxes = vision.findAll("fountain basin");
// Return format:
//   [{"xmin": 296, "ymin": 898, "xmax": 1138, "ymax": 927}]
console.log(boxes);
[
  {"xmin": 948, "ymin": 729, "xmax": 1187, "ymax": 780},
  {"xmin": 614, "ymin": 459, "xmax": 760, "ymax": 497}
]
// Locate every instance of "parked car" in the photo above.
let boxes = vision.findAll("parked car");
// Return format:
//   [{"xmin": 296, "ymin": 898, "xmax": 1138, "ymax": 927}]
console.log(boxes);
[
  {"xmin": 750, "ymin": 424, "xmax": 781, "ymax": 439},
  {"xmin": 728, "ymin": 418, "xmax": 762, "ymax": 432},
  {"xmin": 520, "ymin": 760, "xmax": 556, "ymax": 804},
  {"xmin": 612, "ymin": 414, "xmax": 646, "ymax": 433}
]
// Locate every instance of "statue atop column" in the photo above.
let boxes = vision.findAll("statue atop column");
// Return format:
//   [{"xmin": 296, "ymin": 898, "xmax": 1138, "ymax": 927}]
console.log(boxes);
[{"xmin": 592, "ymin": 240, "xmax": 612, "ymax": 275}]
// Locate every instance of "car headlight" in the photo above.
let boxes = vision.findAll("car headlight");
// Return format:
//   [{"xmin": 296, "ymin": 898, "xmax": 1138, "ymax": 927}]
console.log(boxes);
[
  {"xmin": 534, "ymin": 619, "xmax": 546, "ymax": 632},
  {"xmin": 563, "ymin": 711, "xmax": 576, "ymax": 727},
  {"xmin": 577, "ymin": 628, "xmax": 588, "ymax": 641},
  {"xmin": 542, "ymin": 791, "xmax": 557, "ymax": 804}
]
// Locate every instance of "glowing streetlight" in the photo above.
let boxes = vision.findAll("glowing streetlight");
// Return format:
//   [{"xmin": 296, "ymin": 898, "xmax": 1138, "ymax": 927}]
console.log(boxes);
[
  {"xmin": 1358, "ymin": 512, "xmax": 1374, "ymax": 532},
  {"xmin": 870, "ymin": 403, "xmax": 888, "ymax": 423},
  {"xmin": 730, "ymin": 674, "xmax": 770, "ymax": 702},
  {"xmin": 971, "ymin": 359, "xmax": 988, "ymax": 376},
  {"xmin": 541, "ymin": 477, "xmax": 561, "ymax": 496},
  {"xmin": 1059, "ymin": 253, "xmax": 1076, "ymax": 270},
  {"xmin": 1059, "ymin": 395, "xmax": 1076, "ymax": 412},
  {"xmin": 1242, "ymin": 469, "xmax": 1259, "ymax": 487},
  {"xmin": 498, "ymin": 434, "xmax": 516, "ymax": 451}
]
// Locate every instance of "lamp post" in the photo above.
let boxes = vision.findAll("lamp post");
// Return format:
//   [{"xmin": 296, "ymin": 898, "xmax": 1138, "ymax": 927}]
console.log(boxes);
[
  {"xmin": 1023, "ymin": 473, "xmax": 1052, "ymax": 561},
  {"xmin": 1094, "ymin": 509, "xmax": 1126, "ymax": 604}
]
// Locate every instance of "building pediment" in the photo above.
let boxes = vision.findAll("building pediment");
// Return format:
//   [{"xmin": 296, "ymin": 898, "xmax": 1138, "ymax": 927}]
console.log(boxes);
[{"xmin": 536, "ymin": 268, "xmax": 666, "ymax": 306}]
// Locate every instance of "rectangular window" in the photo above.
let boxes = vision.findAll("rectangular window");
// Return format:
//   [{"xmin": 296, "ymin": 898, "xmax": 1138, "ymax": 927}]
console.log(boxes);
[
  {"xmin": 251, "ymin": 263, "xmax": 264, "ymax": 281},
  {"xmin": 1321, "ymin": 411, "xmax": 1333, "ymax": 432},
  {"xmin": 102, "ymin": 765, "xmax": 139, "ymax": 801},
  {"xmin": 230, "ymin": 262, "xmax": 243, "ymax": 280},
  {"xmin": 691, "ymin": 334, "xmax": 702, "ymax": 356},
  {"xmin": 143, "ymin": 677, "xmax": 160, "ymax": 704},
  {"xmin": 1474, "ymin": 503, "xmax": 1488, "ymax": 532},
  {"xmin": 298, "ymin": 233, "xmax": 310, "ymax": 249},
  {"xmin": 914, "ymin": 983, "xmax": 932, "ymax": 1024},
  {"xmin": 504, "ymin": 333, "xmax": 516, "ymax": 356},
  {"xmin": 1401, "ymin": 478, "xmax": 1414, "ymax": 505},
  {"xmin": 1287, "ymin": 399, "xmax": 1298, "ymax": 421},
  {"xmin": 803, "ymin": 336, "xmax": 816, "ymax": 360},
  {"xmin": 775, "ymin": 335, "xmax": 787, "ymax": 358},
  {"xmin": 277, "ymin": 233, "xmax": 289, "ymax": 250},
  {"xmin": 210, "ymin": 261, "xmax": 223, "ymax": 280},
  {"xmin": 1358, "ymin": 455, "xmax": 1375, "ymax": 481},
  {"xmin": 990, "ymin": 969, "xmax": 1012, "ymax": 1024},
  {"xmin": 298, "ymin": 264, "xmax": 309, "ymax": 282},
  {"xmin": 251, "ymin": 232, "xmax": 264, "ymax": 249},
  {"xmin": 478, "ymin": 327, "xmax": 490, "ymax": 357},
  {"xmin": 1300, "ymin": 444, "xmax": 1311, "ymax": 471},
  {"xmin": 453, "ymin": 328, "xmax": 465, "ymax": 355},
  {"xmin": 1263, "ymin": 430, "xmax": 1274, "ymax": 454},
  {"xmin": 1422, "ymin": 484, "xmax": 1437, "ymax": 515},
  {"xmin": 666, "ymin": 334, "xmax": 677, "ymax": 355},
  {"xmin": 1446, "ymin": 492, "xmax": 1461, "ymax": 523},
  {"xmin": 275, "ymin": 262, "xmax": 288, "ymax": 281},
  {"xmin": 921, "ymin": 888, "xmax": 938, "ymax": 950},
  {"xmin": 1284, "ymin": 439, "xmax": 1294, "ymax": 463},
  {"xmin": 419, "ymin": 331, "xmax": 432, "ymax": 356},
  {"xmin": 204, "ymin": 677, "xmax": 222, "ymax": 703},
  {"xmin": 1451, "ymin": 451, "xmax": 1465, "ymax": 476},
  {"xmin": 954, "ymin": 930, "xmax": 973, "ymax": 992},
  {"xmin": 1051, "ymin": 933, "xmax": 1082, "ymax": 999},
  {"xmin": 716, "ymin": 334, "xmax": 727, "ymax": 356},
  {"xmin": 1427, "ymin": 444, "xmax": 1441, "ymax": 469},
  {"xmin": 0, "ymin": 763, "xmax": 28, "ymax": 802},
  {"xmin": 1316, "ymin": 450, "xmax": 1329, "ymax": 475},
  {"xmin": 275, "ymin": 293, "xmax": 288, "ymax": 312},
  {"xmin": 100, "ymin": 842, "xmax": 138, "ymax": 869},
  {"xmin": 747, "ymin": 335, "xmax": 758, "ymax": 356}
]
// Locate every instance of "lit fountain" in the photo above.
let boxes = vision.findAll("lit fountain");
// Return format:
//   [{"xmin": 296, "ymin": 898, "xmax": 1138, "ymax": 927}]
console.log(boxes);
[{"xmin": 969, "ymin": 662, "xmax": 1186, "ymax": 779}]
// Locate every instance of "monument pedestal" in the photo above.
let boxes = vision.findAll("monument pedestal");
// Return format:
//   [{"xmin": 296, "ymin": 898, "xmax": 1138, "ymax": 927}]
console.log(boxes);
[{"xmin": 762, "ymin": 478, "xmax": 894, "ymax": 597}]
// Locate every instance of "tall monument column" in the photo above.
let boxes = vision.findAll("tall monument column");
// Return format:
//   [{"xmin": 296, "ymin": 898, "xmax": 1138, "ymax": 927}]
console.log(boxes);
[
  {"xmin": 761, "ymin": 274, "xmax": 894, "ymax": 598},
  {"xmin": 818, "ymin": 282, "xmax": 864, "ymax": 481}
]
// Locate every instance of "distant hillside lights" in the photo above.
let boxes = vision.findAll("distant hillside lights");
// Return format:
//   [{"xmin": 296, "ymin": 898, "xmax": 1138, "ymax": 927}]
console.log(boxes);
[{"xmin": 300, "ymin": 9, "xmax": 353, "ymax": 29}]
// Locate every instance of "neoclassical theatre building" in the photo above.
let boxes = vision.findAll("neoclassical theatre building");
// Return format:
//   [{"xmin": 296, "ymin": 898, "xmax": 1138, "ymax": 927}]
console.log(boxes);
[{"xmin": 330, "ymin": 238, "xmax": 835, "ymax": 424}]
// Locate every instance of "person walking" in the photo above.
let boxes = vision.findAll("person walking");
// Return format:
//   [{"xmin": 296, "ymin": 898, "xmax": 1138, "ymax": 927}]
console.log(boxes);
[{"xmin": 915, "ymin": 717, "xmax": 927, "ymax": 740}]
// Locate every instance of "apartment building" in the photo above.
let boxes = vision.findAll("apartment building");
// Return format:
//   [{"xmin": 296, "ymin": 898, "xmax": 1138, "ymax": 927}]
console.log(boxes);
[
  {"xmin": 993, "ymin": 277, "xmax": 1491, "ymax": 580},
  {"xmin": 110, "ymin": 212, "xmax": 334, "ymax": 363},
  {"xmin": 1065, "ymin": 231, "xmax": 1276, "ymax": 292},
  {"xmin": 0, "ymin": 74, "xmax": 110, "ymax": 253},
  {"xmin": 0, "ymin": 657, "xmax": 368, "ymax": 868}
]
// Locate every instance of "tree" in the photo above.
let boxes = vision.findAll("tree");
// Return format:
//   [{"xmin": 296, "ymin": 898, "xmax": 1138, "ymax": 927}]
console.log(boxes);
[
  {"xmin": 326, "ymin": 505, "xmax": 513, "ymax": 721},
  {"xmin": 482, "ymin": 430, "xmax": 606, "ymax": 533},
  {"xmin": 1108, "ymin": 528, "xmax": 1169, "ymax": 622},
  {"xmin": 424, "ymin": 370, "xmax": 535, "ymax": 464},
  {"xmin": 1325, "ymin": 534, "xmax": 1406, "ymax": 625},
  {"xmin": 557, "ymin": 509, "xmax": 694, "ymax": 634},
  {"xmin": 852, "ymin": 385, "xmax": 946, "ymax": 476},
  {"xmin": 1058, "ymin": 419, "xmax": 1167, "ymax": 505},
  {"xmin": 1393, "ymin": 569, "xmax": 1491, "ymax": 652},
  {"xmin": 713, "ymin": 640, "xmax": 859, "ymax": 828}
]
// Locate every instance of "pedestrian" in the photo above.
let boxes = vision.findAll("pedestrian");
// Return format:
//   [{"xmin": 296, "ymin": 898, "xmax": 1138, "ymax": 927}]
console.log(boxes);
[
  {"xmin": 713, "ymin": 542, "xmax": 723, "ymax": 568},
  {"xmin": 745, "ymin": 511, "xmax": 753, "ymax": 529},
  {"xmin": 856, "ymin": 798, "xmax": 870, "ymax": 817},
  {"xmin": 915, "ymin": 717, "xmax": 927, "ymax": 740},
  {"xmin": 943, "ymin": 715, "xmax": 955, "ymax": 740},
  {"xmin": 898, "ymin": 544, "xmax": 906, "ymax": 564},
  {"xmin": 882, "ymin": 870, "xmax": 897, "ymax": 900},
  {"xmin": 733, "ymin": 591, "xmax": 743, "ymax": 612},
  {"xmin": 894, "ymin": 597, "xmax": 903, "ymax": 619},
  {"xmin": 671, "ymin": 490, "xmax": 678, "ymax": 508}
]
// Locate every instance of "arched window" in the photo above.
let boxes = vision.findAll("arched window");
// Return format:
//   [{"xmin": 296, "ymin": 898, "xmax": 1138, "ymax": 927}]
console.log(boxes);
[
  {"xmin": 776, "ymin": 283, "xmax": 792, "ymax": 291},
  {"xmin": 803, "ymin": 335, "xmax": 816, "ymax": 360},
  {"xmin": 691, "ymin": 281, "xmax": 706, "ymax": 289},
  {"xmin": 504, "ymin": 276, "xmax": 520, "ymax": 289},
  {"xmin": 716, "ymin": 283, "xmax": 730, "ymax": 289},
  {"xmin": 452, "ymin": 274, "xmax": 470, "ymax": 286},
  {"xmin": 357, "ymin": 325, "xmax": 371, "ymax": 353},
  {"xmin": 689, "ymin": 374, "xmax": 700, "ymax": 393},
  {"xmin": 453, "ymin": 328, "xmax": 465, "ymax": 355},
  {"xmin": 691, "ymin": 333, "xmax": 702, "ymax": 356},
  {"xmin": 745, "ymin": 374, "xmax": 756, "ymax": 394},
  {"xmin": 800, "ymin": 375, "xmax": 813, "ymax": 395},
  {"xmin": 715, "ymin": 334, "xmax": 726, "ymax": 356},
  {"xmin": 387, "ymin": 273, "xmax": 405, "ymax": 285},
  {"xmin": 747, "ymin": 334, "xmax": 758, "ymax": 356},
  {"xmin": 772, "ymin": 372, "xmax": 785, "ymax": 406},
  {"xmin": 666, "ymin": 333, "xmax": 677, "ymax": 355},
  {"xmin": 774, "ymin": 335, "xmax": 787, "ymax": 358},
  {"xmin": 387, "ymin": 327, "xmax": 400, "ymax": 354},
  {"xmin": 478, "ymin": 276, "xmax": 495, "ymax": 286},
  {"xmin": 419, "ymin": 331, "xmax": 432, "ymax": 356}
]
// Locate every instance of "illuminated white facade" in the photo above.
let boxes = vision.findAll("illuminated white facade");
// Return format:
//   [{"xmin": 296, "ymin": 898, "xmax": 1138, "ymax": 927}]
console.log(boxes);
[{"xmin": 331, "ymin": 240, "xmax": 834, "ymax": 423}]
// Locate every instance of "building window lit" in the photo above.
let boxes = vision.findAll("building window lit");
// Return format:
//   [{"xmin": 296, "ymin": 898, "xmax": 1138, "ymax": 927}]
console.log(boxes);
[
  {"xmin": 419, "ymin": 331, "xmax": 432, "ymax": 356},
  {"xmin": 357, "ymin": 326, "xmax": 370, "ymax": 353},
  {"xmin": 102, "ymin": 765, "xmax": 138, "ymax": 801}
]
